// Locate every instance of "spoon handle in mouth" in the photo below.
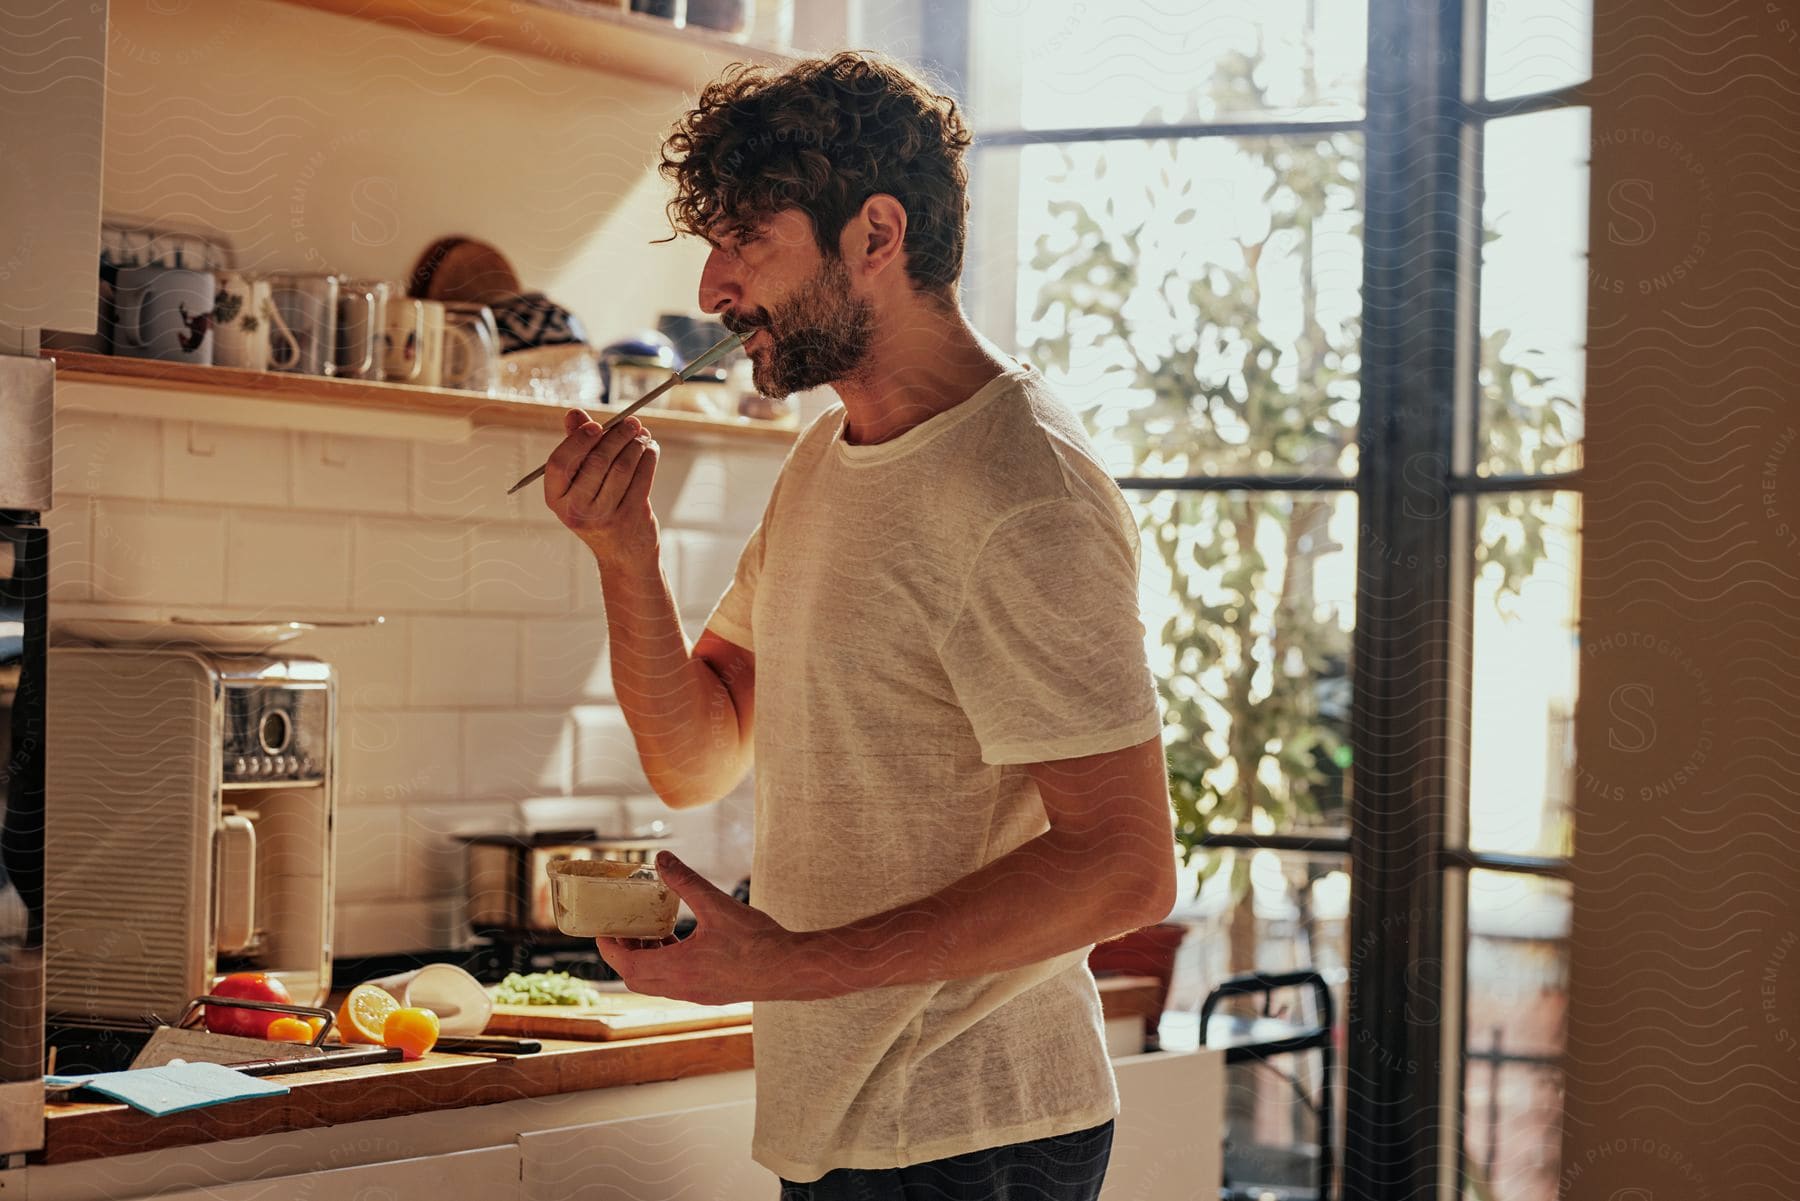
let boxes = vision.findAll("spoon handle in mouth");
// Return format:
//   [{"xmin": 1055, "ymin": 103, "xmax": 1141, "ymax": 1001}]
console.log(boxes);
[{"xmin": 505, "ymin": 329, "xmax": 750, "ymax": 496}]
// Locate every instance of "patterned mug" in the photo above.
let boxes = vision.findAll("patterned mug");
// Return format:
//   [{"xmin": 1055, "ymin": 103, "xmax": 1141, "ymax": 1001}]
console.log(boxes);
[
  {"xmin": 211, "ymin": 271, "xmax": 301, "ymax": 371},
  {"xmin": 109, "ymin": 266, "xmax": 215, "ymax": 365}
]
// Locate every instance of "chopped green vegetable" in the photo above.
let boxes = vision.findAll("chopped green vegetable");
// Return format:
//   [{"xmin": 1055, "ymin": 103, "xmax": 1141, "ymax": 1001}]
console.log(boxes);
[{"xmin": 493, "ymin": 970, "xmax": 603, "ymax": 1007}]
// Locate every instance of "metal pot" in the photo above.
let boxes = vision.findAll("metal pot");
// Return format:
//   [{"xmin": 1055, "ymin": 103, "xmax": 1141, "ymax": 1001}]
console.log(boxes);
[{"xmin": 458, "ymin": 825, "xmax": 673, "ymax": 935}]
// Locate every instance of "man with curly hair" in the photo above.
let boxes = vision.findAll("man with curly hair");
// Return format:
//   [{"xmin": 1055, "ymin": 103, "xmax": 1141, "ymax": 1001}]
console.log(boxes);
[{"xmin": 542, "ymin": 50, "xmax": 1176, "ymax": 1201}]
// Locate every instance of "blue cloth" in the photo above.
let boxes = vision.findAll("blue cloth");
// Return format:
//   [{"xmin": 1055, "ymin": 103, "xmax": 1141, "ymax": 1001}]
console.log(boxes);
[
  {"xmin": 777, "ymin": 1120, "xmax": 1115, "ymax": 1201},
  {"xmin": 46, "ymin": 1062, "xmax": 289, "ymax": 1115}
]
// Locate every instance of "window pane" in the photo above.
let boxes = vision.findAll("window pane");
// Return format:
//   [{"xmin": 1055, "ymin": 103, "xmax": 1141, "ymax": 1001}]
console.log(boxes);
[
  {"xmin": 1140, "ymin": 490, "xmax": 1355, "ymax": 841},
  {"xmin": 997, "ymin": 134, "xmax": 1362, "ymax": 479},
  {"xmin": 1467, "ymin": 491, "xmax": 1579, "ymax": 858},
  {"xmin": 1478, "ymin": 107, "xmax": 1587, "ymax": 477},
  {"xmin": 1160, "ymin": 851, "xmax": 1347, "ymax": 1195},
  {"xmin": 1463, "ymin": 869, "xmax": 1570, "ymax": 1201},
  {"xmin": 1484, "ymin": 0, "xmax": 1592, "ymax": 101},
  {"xmin": 969, "ymin": 0, "xmax": 1367, "ymax": 130}
]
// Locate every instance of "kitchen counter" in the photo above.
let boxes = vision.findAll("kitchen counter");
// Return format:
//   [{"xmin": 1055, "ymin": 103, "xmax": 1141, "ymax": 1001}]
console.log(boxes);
[{"xmin": 36, "ymin": 976, "xmax": 1163, "ymax": 1168}]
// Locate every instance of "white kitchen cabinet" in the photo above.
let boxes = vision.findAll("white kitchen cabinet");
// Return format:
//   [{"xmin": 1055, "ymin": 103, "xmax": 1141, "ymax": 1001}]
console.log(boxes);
[
  {"xmin": 0, "ymin": 0, "xmax": 107, "ymax": 338},
  {"xmin": 1104, "ymin": 1048, "xmax": 1225, "ymax": 1200},
  {"xmin": 42, "ymin": 1144, "xmax": 522, "ymax": 1201},
  {"xmin": 514, "ymin": 1050, "xmax": 1224, "ymax": 1201},
  {"xmin": 519, "ymin": 1098, "xmax": 760, "ymax": 1200}
]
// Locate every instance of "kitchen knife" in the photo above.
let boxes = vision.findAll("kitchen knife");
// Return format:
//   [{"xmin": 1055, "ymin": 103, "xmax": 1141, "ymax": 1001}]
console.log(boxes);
[
  {"xmin": 227, "ymin": 1046, "xmax": 402, "ymax": 1077},
  {"xmin": 434, "ymin": 1036, "xmax": 542, "ymax": 1055}
]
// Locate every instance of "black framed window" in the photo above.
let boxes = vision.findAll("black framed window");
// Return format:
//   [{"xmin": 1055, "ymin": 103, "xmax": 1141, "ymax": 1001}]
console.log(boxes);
[{"xmin": 897, "ymin": 0, "xmax": 1589, "ymax": 1196}]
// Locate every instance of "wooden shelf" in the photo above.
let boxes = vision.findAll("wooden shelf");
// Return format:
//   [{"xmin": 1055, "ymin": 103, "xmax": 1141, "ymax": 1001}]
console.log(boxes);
[
  {"xmin": 41, "ymin": 349, "xmax": 801, "ymax": 446},
  {"xmin": 268, "ymin": 0, "xmax": 796, "ymax": 92}
]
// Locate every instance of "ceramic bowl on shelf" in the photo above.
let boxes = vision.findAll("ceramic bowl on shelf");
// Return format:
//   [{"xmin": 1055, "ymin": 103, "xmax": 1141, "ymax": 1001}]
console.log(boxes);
[{"xmin": 491, "ymin": 291, "xmax": 590, "ymax": 355}]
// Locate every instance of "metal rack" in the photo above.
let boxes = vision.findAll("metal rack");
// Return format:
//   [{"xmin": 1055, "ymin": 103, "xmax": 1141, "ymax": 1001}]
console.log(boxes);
[{"xmin": 1201, "ymin": 970, "xmax": 1338, "ymax": 1201}]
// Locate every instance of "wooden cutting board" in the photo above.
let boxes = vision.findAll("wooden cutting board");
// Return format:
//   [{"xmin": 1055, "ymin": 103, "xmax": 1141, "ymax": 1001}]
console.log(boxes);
[{"xmin": 483, "ymin": 990, "xmax": 753, "ymax": 1041}]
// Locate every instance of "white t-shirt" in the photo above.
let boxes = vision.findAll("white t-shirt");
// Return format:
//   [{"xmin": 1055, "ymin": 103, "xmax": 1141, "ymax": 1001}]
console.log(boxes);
[{"xmin": 703, "ymin": 359, "xmax": 1164, "ymax": 1184}]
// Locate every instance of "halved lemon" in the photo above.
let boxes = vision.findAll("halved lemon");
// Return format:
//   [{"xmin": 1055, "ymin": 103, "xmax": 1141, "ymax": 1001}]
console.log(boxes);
[{"xmin": 336, "ymin": 983, "xmax": 400, "ymax": 1045}]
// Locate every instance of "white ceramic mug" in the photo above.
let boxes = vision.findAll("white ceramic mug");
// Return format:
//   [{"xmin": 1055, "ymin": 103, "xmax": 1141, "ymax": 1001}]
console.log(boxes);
[{"xmin": 211, "ymin": 271, "xmax": 302, "ymax": 371}]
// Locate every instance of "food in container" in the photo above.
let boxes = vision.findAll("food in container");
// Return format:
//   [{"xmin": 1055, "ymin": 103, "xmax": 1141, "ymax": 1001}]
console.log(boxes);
[{"xmin": 547, "ymin": 858, "xmax": 680, "ymax": 938}]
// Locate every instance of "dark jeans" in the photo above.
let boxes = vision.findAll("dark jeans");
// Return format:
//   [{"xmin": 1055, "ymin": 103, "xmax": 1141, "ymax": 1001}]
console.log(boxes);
[{"xmin": 778, "ymin": 1119, "xmax": 1115, "ymax": 1201}]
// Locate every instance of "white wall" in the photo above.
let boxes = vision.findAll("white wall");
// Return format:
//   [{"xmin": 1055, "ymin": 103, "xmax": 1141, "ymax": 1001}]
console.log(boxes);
[{"xmin": 98, "ymin": 0, "xmax": 710, "ymax": 348}]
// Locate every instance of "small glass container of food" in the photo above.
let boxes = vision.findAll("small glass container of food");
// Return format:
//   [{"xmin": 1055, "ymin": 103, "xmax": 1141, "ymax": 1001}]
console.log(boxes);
[{"xmin": 547, "ymin": 857, "xmax": 680, "ymax": 938}]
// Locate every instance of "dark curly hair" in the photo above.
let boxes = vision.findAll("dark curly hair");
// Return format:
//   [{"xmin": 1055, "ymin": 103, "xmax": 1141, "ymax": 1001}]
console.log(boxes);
[{"xmin": 659, "ymin": 50, "xmax": 974, "ymax": 297}]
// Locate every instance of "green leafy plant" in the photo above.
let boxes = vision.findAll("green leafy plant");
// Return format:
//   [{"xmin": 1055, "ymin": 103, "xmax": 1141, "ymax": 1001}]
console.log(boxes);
[{"xmin": 1021, "ymin": 53, "xmax": 1575, "ymax": 975}]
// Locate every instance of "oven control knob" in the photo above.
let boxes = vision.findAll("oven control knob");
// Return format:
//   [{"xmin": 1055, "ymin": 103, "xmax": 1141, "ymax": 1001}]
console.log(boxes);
[
  {"xmin": 233, "ymin": 757, "xmax": 247, "ymax": 775},
  {"xmin": 285, "ymin": 755, "xmax": 299, "ymax": 773}
]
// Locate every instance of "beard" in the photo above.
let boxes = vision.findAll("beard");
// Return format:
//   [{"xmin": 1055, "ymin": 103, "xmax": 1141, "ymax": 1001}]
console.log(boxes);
[{"xmin": 729, "ymin": 254, "xmax": 874, "ymax": 398}]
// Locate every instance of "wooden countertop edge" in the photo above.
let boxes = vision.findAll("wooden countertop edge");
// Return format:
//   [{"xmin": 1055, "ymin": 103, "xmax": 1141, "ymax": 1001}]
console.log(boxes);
[
  {"xmin": 37, "ymin": 1026, "xmax": 755, "ymax": 1166},
  {"xmin": 36, "ymin": 976, "xmax": 1162, "ymax": 1167}
]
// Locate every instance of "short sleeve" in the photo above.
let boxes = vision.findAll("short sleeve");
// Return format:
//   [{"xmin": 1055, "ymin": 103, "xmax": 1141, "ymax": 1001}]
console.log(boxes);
[
  {"xmin": 937, "ymin": 496, "xmax": 1163, "ymax": 766},
  {"xmin": 703, "ymin": 518, "xmax": 763, "ymax": 652}
]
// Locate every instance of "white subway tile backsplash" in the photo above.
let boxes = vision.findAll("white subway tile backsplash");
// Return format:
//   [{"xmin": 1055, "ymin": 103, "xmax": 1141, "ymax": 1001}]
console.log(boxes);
[
  {"xmin": 352, "ymin": 518, "xmax": 468, "ymax": 612},
  {"xmin": 44, "ymin": 498, "xmax": 92, "ymax": 602},
  {"xmin": 334, "ymin": 899, "xmax": 451, "ymax": 958},
  {"xmin": 670, "ymin": 528, "xmax": 744, "ymax": 619},
  {"xmin": 648, "ymin": 449, "xmax": 727, "ymax": 531},
  {"xmin": 462, "ymin": 709, "xmax": 573, "ymax": 799},
  {"xmin": 339, "ymin": 711, "xmax": 463, "ymax": 807},
  {"xmin": 469, "ymin": 524, "xmax": 576, "ymax": 615},
  {"xmin": 407, "ymin": 616, "xmax": 520, "ymax": 707},
  {"xmin": 226, "ymin": 510, "xmax": 352, "ymax": 612},
  {"xmin": 333, "ymin": 805, "xmax": 409, "ymax": 901},
  {"xmin": 91, "ymin": 501, "xmax": 226, "ymax": 605},
  {"xmin": 54, "ymin": 411, "xmax": 161, "ymax": 499},
  {"xmin": 296, "ymin": 619, "xmax": 409, "ymax": 712},
  {"xmin": 293, "ymin": 433, "xmax": 410, "ymax": 514},
  {"xmin": 405, "ymin": 800, "xmax": 523, "ymax": 899},
  {"xmin": 519, "ymin": 616, "xmax": 611, "ymax": 705},
  {"xmin": 162, "ymin": 422, "xmax": 290, "ymax": 507},
  {"xmin": 59, "ymin": 408, "xmax": 784, "ymax": 951},
  {"xmin": 651, "ymin": 445, "xmax": 784, "ymax": 533},
  {"xmin": 572, "ymin": 705, "xmax": 652, "ymax": 794},
  {"xmin": 411, "ymin": 428, "xmax": 524, "ymax": 523},
  {"xmin": 515, "ymin": 796, "xmax": 634, "ymax": 841}
]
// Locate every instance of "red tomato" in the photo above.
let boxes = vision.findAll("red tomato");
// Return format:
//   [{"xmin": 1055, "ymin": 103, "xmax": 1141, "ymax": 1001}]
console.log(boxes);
[{"xmin": 204, "ymin": 972, "xmax": 292, "ymax": 1038}]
